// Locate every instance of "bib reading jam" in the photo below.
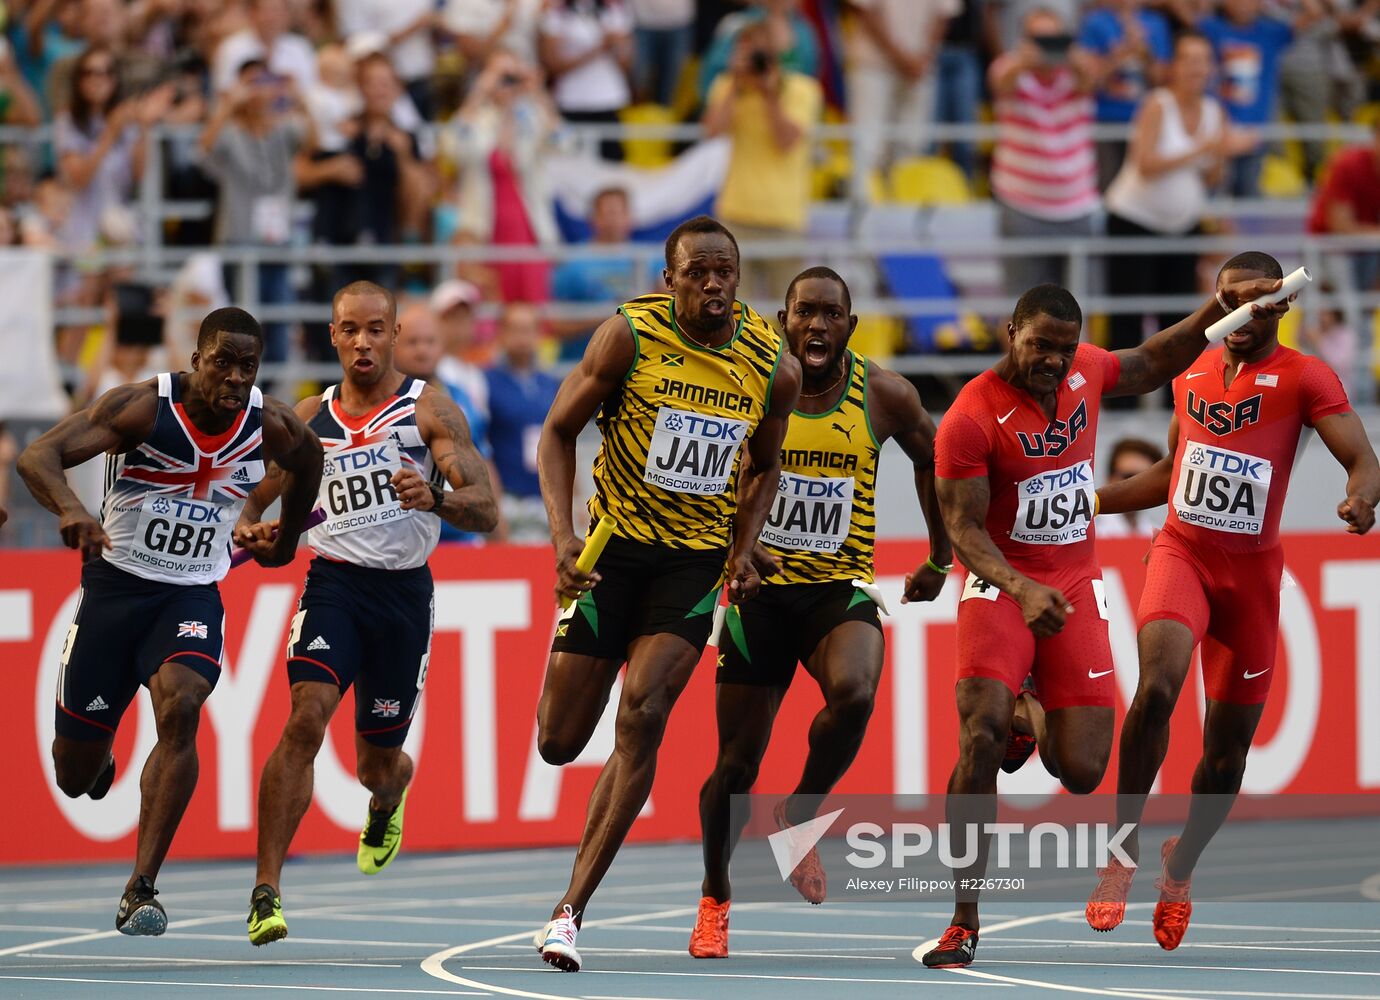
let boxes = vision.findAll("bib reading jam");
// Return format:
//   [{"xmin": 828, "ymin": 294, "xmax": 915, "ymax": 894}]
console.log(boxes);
[
  {"xmin": 935, "ymin": 344, "xmax": 1122, "ymax": 587},
  {"xmin": 589, "ymin": 294, "xmax": 784, "ymax": 549},
  {"xmin": 761, "ymin": 351, "xmax": 880, "ymax": 584}
]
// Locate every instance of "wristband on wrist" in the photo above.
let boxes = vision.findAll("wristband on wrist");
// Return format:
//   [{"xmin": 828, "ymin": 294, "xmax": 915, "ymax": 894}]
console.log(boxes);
[
  {"xmin": 1215, "ymin": 288, "xmax": 1232, "ymax": 316},
  {"xmin": 925, "ymin": 556, "xmax": 953, "ymax": 575},
  {"xmin": 427, "ymin": 483, "xmax": 446, "ymax": 513},
  {"xmin": 1094, "ymin": 492, "xmax": 1101, "ymax": 516}
]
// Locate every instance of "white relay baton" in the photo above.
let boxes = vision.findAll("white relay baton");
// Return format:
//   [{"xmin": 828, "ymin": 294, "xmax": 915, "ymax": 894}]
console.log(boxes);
[{"xmin": 1205, "ymin": 266, "xmax": 1311, "ymax": 344}]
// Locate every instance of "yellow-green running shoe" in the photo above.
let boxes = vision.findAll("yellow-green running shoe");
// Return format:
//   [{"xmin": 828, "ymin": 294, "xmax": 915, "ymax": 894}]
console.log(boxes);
[
  {"xmin": 247, "ymin": 884, "xmax": 287, "ymax": 946},
  {"xmin": 358, "ymin": 787, "xmax": 409, "ymax": 875}
]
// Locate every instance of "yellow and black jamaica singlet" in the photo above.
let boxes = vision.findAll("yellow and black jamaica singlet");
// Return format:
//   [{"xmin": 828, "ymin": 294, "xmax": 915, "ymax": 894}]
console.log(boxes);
[
  {"xmin": 760, "ymin": 350, "xmax": 879, "ymax": 584},
  {"xmin": 589, "ymin": 294, "xmax": 784, "ymax": 550}
]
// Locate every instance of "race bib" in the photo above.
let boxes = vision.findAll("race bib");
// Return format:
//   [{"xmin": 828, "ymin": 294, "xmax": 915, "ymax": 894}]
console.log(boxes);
[
  {"xmin": 522, "ymin": 424, "xmax": 541, "ymax": 474},
  {"xmin": 1173, "ymin": 441, "xmax": 1272, "ymax": 535},
  {"xmin": 251, "ymin": 195, "xmax": 292, "ymax": 245},
  {"xmin": 131, "ymin": 494, "xmax": 234, "ymax": 575},
  {"xmin": 642, "ymin": 406, "xmax": 748, "ymax": 495},
  {"xmin": 321, "ymin": 439, "xmax": 411, "ymax": 535},
  {"xmin": 960, "ymin": 573, "xmax": 1001, "ymax": 602},
  {"xmin": 1010, "ymin": 460, "xmax": 1095, "ymax": 546},
  {"xmin": 760, "ymin": 471, "xmax": 854, "ymax": 553}
]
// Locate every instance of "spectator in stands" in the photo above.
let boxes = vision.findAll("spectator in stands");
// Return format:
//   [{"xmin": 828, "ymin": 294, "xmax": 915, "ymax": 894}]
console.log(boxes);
[
  {"xmin": 214, "ymin": 0, "xmax": 319, "ymax": 94},
  {"xmin": 443, "ymin": 0, "xmax": 547, "ymax": 67},
  {"xmin": 631, "ymin": 0, "xmax": 695, "ymax": 106},
  {"xmin": 1309, "ymin": 118, "xmax": 1380, "ymax": 290},
  {"xmin": 0, "ymin": 207, "xmax": 16, "ymax": 247},
  {"xmin": 699, "ymin": 0, "xmax": 820, "ymax": 100},
  {"xmin": 703, "ymin": 22, "xmax": 822, "ymax": 309},
  {"xmin": 432, "ymin": 279, "xmax": 493, "ymax": 405},
  {"xmin": 485, "ymin": 302, "xmax": 560, "ymax": 542},
  {"xmin": 442, "ymin": 51, "xmax": 559, "ymax": 304},
  {"xmin": 540, "ymin": 0, "xmax": 635, "ymax": 161},
  {"xmin": 989, "ymin": 8, "xmax": 1100, "ymax": 297},
  {"xmin": 1299, "ymin": 291, "xmax": 1359, "ymax": 398},
  {"xmin": 1098, "ymin": 438, "xmax": 1165, "ymax": 536},
  {"xmin": 844, "ymin": 0, "xmax": 959, "ymax": 206},
  {"xmin": 11, "ymin": 0, "xmax": 85, "ymax": 118},
  {"xmin": 1078, "ymin": 0, "xmax": 1174, "ymax": 188},
  {"xmin": 1198, "ymin": 0, "xmax": 1292, "ymax": 197},
  {"xmin": 55, "ymin": 47, "xmax": 174, "ymax": 254},
  {"xmin": 199, "ymin": 57, "xmax": 313, "ymax": 363},
  {"xmin": 305, "ymin": 44, "xmax": 361, "ymax": 154},
  {"xmin": 550, "ymin": 186, "xmax": 649, "ymax": 362},
  {"xmin": 1278, "ymin": 1, "xmax": 1364, "ymax": 182},
  {"xmin": 335, "ymin": 0, "xmax": 439, "ymax": 119},
  {"xmin": 1105, "ymin": 32, "xmax": 1239, "ymax": 363},
  {"xmin": 0, "ymin": 41, "xmax": 43, "ymax": 127},
  {"xmin": 46, "ymin": 0, "xmax": 140, "ymax": 113},
  {"xmin": 935, "ymin": 4, "xmax": 985, "ymax": 179}
]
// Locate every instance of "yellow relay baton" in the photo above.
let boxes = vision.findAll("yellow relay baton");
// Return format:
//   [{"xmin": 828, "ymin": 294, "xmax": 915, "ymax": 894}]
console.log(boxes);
[{"xmin": 559, "ymin": 515, "xmax": 618, "ymax": 610}]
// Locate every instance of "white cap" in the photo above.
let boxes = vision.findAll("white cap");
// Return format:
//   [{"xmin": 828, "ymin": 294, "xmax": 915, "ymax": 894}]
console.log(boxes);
[
  {"xmin": 429, "ymin": 279, "xmax": 482, "ymax": 314},
  {"xmin": 345, "ymin": 31, "xmax": 389, "ymax": 62}
]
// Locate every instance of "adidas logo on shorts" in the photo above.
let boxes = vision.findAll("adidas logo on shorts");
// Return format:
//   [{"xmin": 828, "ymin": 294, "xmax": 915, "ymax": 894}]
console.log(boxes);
[
  {"xmin": 86, "ymin": 695, "xmax": 109, "ymax": 711},
  {"xmin": 307, "ymin": 636, "xmax": 331, "ymax": 651}
]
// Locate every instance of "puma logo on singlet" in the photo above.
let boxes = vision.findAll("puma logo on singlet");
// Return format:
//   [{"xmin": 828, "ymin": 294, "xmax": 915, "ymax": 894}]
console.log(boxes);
[{"xmin": 831, "ymin": 422, "xmax": 853, "ymax": 442}]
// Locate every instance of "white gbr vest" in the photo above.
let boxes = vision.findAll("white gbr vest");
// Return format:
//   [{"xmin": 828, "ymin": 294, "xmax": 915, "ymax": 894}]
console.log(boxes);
[
  {"xmin": 306, "ymin": 378, "xmax": 442, "ymax": 570},
  {"xmin": 102, "ymin": 373, "xmax": 266, "ymax": 585}
]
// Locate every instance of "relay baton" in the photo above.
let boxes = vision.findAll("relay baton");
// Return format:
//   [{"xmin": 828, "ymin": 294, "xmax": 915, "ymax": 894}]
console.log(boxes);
[
  {"xmin": 229, "ymin": 507, "xmax": 326, "ymax": 568},
  {"xmin": 559, "ymin": 515, "xmax": 617, "ymax": 609},
  {"xmin": 1205, "ymin": 266, "xmax": 1311, "ymax": 344}
]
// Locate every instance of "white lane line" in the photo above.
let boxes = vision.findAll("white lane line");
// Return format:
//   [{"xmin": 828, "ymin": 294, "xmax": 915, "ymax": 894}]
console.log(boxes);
[
  {"xmin": 972, "ymin": 959, "xmax": 1380, "ymax": 977},
  {"xmin": 11, "ymin": 952, "xmax": 402, "ymax": 968},
  {"xmin": 1125, "ymin": 991, "xmax": 1380, "ymax": 999},
  {"xmin": 0, "ymin": 923, "xmax": 99, "ymax": 934},
  {"xmin": 0, "ymin": 910, "xmax": 249, "ymax": 959},
  {"xmin": 0, "ymin": 976, "xmax": 488, "ymax": 995},
  {"xmin": 952, "ymin": 968, "xmax": 1209, "ymax": 1000},
  {"xmin": 1088, "ymin": 919, "xmax": 1380, "ymax": 934},
  {"xmin": 459, "ymin": 966, "xmax": 1002, "ymax": 986},
  {"xmin": 151, "ymin": 931, "xmax": 451, "ymax": 949}
]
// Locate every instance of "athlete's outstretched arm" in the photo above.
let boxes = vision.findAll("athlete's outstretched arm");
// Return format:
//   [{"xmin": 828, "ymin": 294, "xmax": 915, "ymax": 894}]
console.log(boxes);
[
  {"xmin": 412, "ymin": 386, "xmax": 499, "ymax": 532},
  {"xmin": 256, "ymin": 397, "xmax": 323, "ymax": 566},
  {"xmin": 728, "ymin": 351, "xmax": 802, "ymax": 604},
  {"xmin": 237, "ymin": 395, "xmax": 321, "ymax": 529},
  {"xmin": 1313, "ymin": 410, "xmax": 1380, "ymax": 534},
  {"xmin": 936, "ymin": 475, "xmax": 1073, "ymax": 638},
  {"xmin": 870, "ymin": 367, "xmax": 952, "ymax": 603},
  {"xmin": 539, "ymin": 314, "xmax": 636, "ymax": 601},
  {"xmin": 1097, "ymin": 415, "xmax": 1179, "ymax": 516},
  {"xmin": 17, "ymin": 380, "xmax": 159, "ymax": 559},
  {"xmin": 1107, "ymin": 277, "xmax": 1286, "ymax": 397}
]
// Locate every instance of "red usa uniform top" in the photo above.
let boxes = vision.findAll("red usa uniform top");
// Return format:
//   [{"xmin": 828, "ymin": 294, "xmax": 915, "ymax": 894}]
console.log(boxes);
[
  {"xmin": 936, "ymin": 344, "xmax": 1121, "ymax": 585},
  {"xmin": 1166, "ymin": 345, "xmax": 1349, "ymax": 552}
]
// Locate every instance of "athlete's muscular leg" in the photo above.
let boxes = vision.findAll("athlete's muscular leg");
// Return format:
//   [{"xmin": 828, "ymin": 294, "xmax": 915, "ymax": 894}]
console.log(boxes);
[
  {"xmin": 1167, "ymin": 698, "xmax": 1264, "ymax": 881},
  {"xmin": 555, "ymin": 633, "xmax": 700, "ymax": 919},
  {"xmin": 1041, "ymin": 705, "xmax": 1115, "ymax": 794},
  {"xmin": 356, "ymin": 736, "xmax": 413, "ymax": 813},
  {"xmin": 536, "ymin": 652, "xmax": 623, "ymax": 765},
  {"xmin": 52, "ymin": 733, "xmax": 115, "ymax": 797},
  {"xmin": 1114, "ymin": 620, "xmax": 1196, "ymax": 864},
  {"xmin": 128, "ymin": 662, "xmax": 213, "ymax": 891},
  {"xmin": 255, "ymin": 681, "xmax": 342, "ymax": 892},
  {"xmin": 945, "ymin": 677, "xmax": 1015, "ymax": 931},
  {"xmin": 788, "ymin": 621, "xmax": 885, "ymax": 821},
  {"xmin": 699, "ymin": 682, "xmax": 785, "ymax": 903}
]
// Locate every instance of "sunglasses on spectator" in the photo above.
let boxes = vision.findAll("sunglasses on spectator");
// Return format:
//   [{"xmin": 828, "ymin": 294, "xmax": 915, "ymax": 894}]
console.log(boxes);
[{"xmin": 80, "ymin": 65, "xmax": 115, "ymax": 77}]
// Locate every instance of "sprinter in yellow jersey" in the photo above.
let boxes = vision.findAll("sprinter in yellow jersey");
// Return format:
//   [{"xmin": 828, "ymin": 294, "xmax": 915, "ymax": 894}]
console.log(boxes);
[
  {"xmin": 532, "ymin": 216, "xmax": 801, "ymax": 973},
  {"xmin": 688, "ymin": 267, "xmax": 953, "ymax": 958}
]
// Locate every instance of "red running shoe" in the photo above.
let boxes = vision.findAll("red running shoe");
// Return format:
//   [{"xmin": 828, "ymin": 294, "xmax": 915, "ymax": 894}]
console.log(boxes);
[
  {"xmin": 1086, "ymin": 857, "xmax": 1135, "ymax": 931},
  {"xmin": 688, "ymin": 896, "xmax": 730, "ymax": 958},
  {"xmin": 773, "ymin": 799, "xmax": 826, "ymax": 904},
  {"xmin": 1153, "ymin": 837, "xmax": 1193, "ymax": 951}
]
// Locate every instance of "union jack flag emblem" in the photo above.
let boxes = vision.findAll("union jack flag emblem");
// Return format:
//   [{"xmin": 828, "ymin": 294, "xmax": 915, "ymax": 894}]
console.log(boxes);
[
  {"xmin": 122, "ymin": 409, "xmax": 263, "ymax": 503},
  {"xmin": 177, "ymin": 621, "xmax": 208, "ymax": 639},
  {"xmin": 372, "ymin": 698, "xmax": 401, "ymax": 718},
  {"xmin": 1067, "ymin": 372, "xmax": 1087, "ymax": 391}
]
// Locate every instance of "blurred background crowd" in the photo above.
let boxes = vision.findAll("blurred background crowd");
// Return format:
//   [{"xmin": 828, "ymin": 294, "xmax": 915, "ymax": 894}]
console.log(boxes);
[{"xmin": 0, "ymin": 0, "xmax": 1377, "ymax": 544}]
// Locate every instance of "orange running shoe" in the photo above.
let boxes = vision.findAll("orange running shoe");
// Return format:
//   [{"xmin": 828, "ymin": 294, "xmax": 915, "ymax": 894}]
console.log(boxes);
[
  {"xmin": 1086, "ymin": 857, "xmax": 1136, "ymax": 932},
  {"xmin": 1153, "ymin": 837, "xmax": 1193, "ymax": 951},
  {"xmin": 688, "ymin": 896, "xmax": 730, "ymax": 958},
  {"xmin": 773, "ymin": 799, "xmax": 826, "ymax": 904}
]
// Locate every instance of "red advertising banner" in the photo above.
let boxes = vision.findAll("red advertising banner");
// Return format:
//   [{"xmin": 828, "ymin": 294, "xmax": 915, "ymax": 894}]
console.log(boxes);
[{"xmin": 4, "ymin": 535, "xmax": 1378, "ymax": 865}]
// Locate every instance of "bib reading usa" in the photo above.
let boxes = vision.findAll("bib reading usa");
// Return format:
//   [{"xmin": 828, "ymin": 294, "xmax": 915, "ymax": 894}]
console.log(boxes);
[
  {"xmin": 1174, "ymin": 441, "xmax": 1273, "ymax": 535},
  {"xmin": 1011, "ymin": 460, "xmax": 1095, "ymax": 545},
  {"xmin": 642, "ymin": 407, "xmax": 749, "ymax": 495}
]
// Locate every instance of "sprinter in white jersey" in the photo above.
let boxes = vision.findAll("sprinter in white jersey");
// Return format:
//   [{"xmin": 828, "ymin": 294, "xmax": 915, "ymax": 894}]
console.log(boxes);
[
  {"xmin": 17, "ymin": 308, "xmax": 322, "ymax": 936},
  {"xmin": 234, "ymin": 282, "xmax": 498, "ymax": 946}
]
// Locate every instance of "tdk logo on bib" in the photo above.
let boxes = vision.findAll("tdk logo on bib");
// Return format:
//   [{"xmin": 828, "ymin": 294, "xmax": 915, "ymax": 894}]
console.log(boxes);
[
  {"xmin": 133, "ymin": 494, "xmax": 230, "ymax": 571},
  {"xmin": 1011, "ymin": 460, "xmax": 1094, "ymax": 545},
  {"xmin": 762, "ymin": 472, "xmax": 854, "ymax": 552},
  {"xmin": 644, "ymin": 406, "xmax": 749, "ymax": 495},
  {"xmin": 1174, "ymin": 441, "xmax": 1273, "ymax": 534}
]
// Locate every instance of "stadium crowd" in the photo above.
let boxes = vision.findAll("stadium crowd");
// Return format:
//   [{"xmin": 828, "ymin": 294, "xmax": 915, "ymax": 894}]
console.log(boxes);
[{"xmin": 0, "ymin": 0, "xmax": 1377, "ymax": 542}]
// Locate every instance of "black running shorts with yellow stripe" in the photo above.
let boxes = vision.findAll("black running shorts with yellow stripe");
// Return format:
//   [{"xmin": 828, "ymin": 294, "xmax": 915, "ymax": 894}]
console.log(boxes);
[
  {"xmin": 551, "ymin": 535, "xmax": 726, "ymax": 661},
  {"xmin": 716, "ymin": 580, "xmax": 882, "ymax": 687}
]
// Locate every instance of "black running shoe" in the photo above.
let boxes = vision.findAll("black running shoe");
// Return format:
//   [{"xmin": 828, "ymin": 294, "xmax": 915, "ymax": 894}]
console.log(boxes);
[
  {"xmin": 116, "ymin": 874, "xmax": 166, "ymax": 936},
  {"xmin": 922, "ymin": 924, "xmax": 979, "ymax": 968},
  {"xmin": 88, "ymin": 754, "xmax": 116, "ymax": 800}
]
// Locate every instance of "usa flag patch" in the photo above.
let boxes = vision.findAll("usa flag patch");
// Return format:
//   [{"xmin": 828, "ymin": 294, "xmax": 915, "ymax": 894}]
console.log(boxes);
[
  {"xmin": 177, "ymin": 621, "xmax": 208, "ymax": 639},
  {"xmin": 1256, "ymin": 373, "xmax": 1279, "ymax": 387},
  {"xmin": 372, "ymin": 698, "xmax": 401, "ymax": 718},
  {"xmin": 1067, "ymin": 372, "xmax": 1087, "ymax": 391}
]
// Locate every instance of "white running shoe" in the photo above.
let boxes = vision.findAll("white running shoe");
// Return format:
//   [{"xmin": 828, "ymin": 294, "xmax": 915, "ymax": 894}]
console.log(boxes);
[{"xmin": 535, "ymin": 904, "xmax": 582, "ymax": 972}]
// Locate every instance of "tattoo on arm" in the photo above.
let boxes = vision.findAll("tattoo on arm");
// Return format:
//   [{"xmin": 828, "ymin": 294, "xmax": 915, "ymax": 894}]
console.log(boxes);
[{"xmin": 428, "ymin": 394, "xmax": 499, "ymax": 532}]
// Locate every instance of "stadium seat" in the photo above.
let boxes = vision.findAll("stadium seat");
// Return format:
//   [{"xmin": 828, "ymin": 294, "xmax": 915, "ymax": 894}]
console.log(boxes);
[
  {"xmin": 888, "ymin": 157, "xmax": 971, "ymax": 206},
  {"xmin": 1259, "ymin": 154, "xmax": 1306, "ymax": 198},
  {"xmin": 619, "ymin": 104, "xmax": 676, "ymax": 168}
]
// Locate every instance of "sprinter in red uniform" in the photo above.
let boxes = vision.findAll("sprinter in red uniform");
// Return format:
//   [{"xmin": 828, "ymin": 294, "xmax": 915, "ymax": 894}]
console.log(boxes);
[{"xmin": 1086, "ymin": 251, "xmax": 1380, "ymax": 950}]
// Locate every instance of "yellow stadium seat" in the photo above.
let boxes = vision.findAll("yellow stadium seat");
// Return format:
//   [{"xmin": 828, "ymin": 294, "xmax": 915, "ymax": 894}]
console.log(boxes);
[
  {"xmin": 1259, "ymin": 154, "xmax": 1306, "ymax": 199},
  {"xmin": 888, "ymin": 156, "xmax": 971, "ymax": 206},
  {"xmin": 619, "ymin": 104, "xmax": 676, "ymax": 168},
  {"xmin": 1276, "ymin": 302, "xmax": 1301, "ymax": 349},
  {"xmin": 851, "ymin": 314, "xmax": 904, "ymax": 361}
]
